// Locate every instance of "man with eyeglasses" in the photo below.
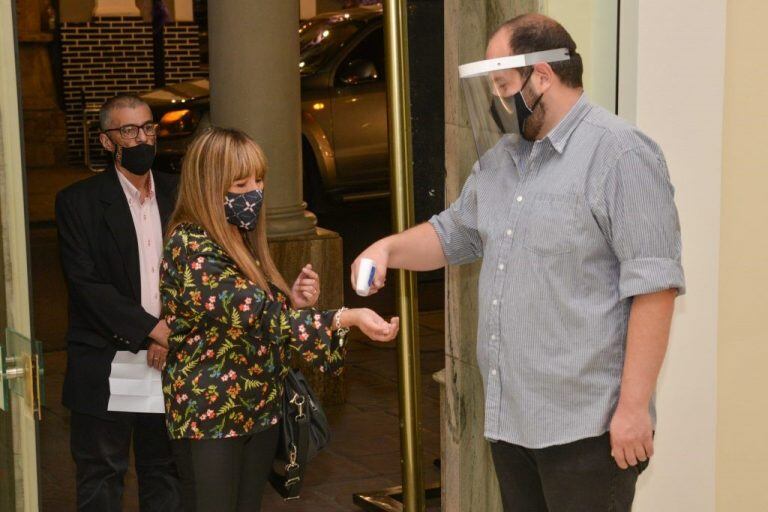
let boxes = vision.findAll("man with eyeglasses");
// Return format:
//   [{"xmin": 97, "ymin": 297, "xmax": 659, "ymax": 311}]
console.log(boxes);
[{"xmin": 55, "ymin": 94, "xmax": 182, "ymax": 511}]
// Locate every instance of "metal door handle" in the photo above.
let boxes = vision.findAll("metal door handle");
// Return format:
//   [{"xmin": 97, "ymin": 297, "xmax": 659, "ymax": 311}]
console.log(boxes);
[
  {"xmin": 0, "ymin": 340, "xmax": 44, "ymax": 419},
  {"xmin": 1, "ymin": 355, "xmax": 25, "ymax": 380}
]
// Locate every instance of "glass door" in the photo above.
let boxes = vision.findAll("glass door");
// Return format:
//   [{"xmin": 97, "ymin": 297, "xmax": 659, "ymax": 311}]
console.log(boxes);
[
  {"xmin": 0, "ymin": 333, "xmax": 44, "ymax": 512},
  {"xmin": 0, "ymin": 1, "xmax": 44, "ymax": 510}
]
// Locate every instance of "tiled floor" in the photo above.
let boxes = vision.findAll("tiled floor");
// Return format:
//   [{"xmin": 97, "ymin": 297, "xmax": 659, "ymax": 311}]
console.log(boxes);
[{"xmin": 39, "ymin": 312, "xmax": 445, "ymax": 511}]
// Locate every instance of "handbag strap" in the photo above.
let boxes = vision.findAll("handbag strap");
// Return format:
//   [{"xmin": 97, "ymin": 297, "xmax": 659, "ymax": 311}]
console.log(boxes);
[
  {"xmin": 283, "ymin": 406, "xmax": 310, "ymax": 499},
  {"xmin": 267, "ymin": 312, "xmax": 312, "ymax": 500},
  {"xmin": 271, "ymin": 388, "xmax": 312, "ymax": 500}
]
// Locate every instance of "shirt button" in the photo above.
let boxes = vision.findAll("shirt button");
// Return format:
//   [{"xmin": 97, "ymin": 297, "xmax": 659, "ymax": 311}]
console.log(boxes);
[
  {"xmin": 498, "ymin": 263, "xmax": 505, "ymax": 270},
  {"xmin": 491, "ymin": 369, "xmax": 497, "ymax": 376},
  {"xmin": 516, "ymin": 196, "xmax": 523, "ymax": 202},
  {"xmin": 492, "ymin": 299, "xmax": 499, "ymax": 306},
  {"xmin": 491, "ymin": 334, "xmax": 497, "ymax": 340},
  {"xmin": 506, "ymin": 229, "xmax": 513, "ymax": 236}
]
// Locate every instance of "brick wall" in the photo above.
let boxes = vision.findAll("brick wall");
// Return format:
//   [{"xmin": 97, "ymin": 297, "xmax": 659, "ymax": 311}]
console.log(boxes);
[
  {"xmin": 60, "ymin": 17, "xmax": 205, "ymax": 166},
  {"xmin": 164, "ymin": 22, "xmax": 203, "ymax": 83}
]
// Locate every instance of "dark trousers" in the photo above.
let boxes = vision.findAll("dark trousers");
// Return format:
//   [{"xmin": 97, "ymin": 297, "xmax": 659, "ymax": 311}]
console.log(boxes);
[
  {"xmin": 70, "ymin": 411, "xmax": 182, "ymax": 512},
  {"xmin": 490, "ymin": 433, "xmax": 648, "ymax": 512},
  {"xmin": 172, "ymin": 425, "xmax": 280, "ymax": 512}
]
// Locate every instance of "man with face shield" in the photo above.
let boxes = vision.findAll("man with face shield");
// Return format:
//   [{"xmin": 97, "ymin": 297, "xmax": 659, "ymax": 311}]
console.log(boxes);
[
  {"xmin": 461, "ymin": 45, "xmax": 572, "ymax": 176},
  {"xmin": 352, "ymin": 13, "xmax": 685, "ymax": 511}
]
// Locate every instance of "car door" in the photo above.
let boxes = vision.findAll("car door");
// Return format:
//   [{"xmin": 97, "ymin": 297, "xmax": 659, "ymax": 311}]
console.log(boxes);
[{"xmin": 330, "ymin": 24, "xmax": 389, "ymax": 189}]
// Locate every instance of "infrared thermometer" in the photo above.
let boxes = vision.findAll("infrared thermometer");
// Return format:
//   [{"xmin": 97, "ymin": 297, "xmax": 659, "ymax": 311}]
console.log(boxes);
[{"xmin": 355, "ymin": 258, "xmax": 377, "ymax": 297}]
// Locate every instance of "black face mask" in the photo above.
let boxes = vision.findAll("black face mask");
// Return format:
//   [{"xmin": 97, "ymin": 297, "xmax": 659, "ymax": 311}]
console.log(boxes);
[
  {"xmin": 112, "ymin": 142, "xmax": 155, "ymax": 176},
  {"xmin": 224, "ymin": 189, "xmax": 264, "ymax": 231}
]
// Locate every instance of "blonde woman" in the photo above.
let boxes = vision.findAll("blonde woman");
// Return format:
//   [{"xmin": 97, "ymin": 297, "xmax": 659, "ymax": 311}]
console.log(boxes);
[{"xmin": 160, "ymin": 127, "xmax": 399, "ymax": 511}]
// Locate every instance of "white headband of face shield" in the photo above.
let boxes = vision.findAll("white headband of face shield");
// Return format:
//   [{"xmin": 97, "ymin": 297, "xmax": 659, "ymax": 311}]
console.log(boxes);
[{"xmin": 458, "ymin": 48, "xmax": 571, "ymax": 78}]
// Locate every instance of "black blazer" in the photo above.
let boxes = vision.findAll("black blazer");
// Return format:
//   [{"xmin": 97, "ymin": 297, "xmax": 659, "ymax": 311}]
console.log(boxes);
[{"xmin": 55, "ymin": 164, "xmax": 177, "ymax": 417}]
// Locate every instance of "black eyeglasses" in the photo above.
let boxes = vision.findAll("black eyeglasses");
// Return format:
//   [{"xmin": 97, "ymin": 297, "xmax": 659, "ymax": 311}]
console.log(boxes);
[{"xmin": 102, "ymin": 122, "xmax": 159, "ymax": 139}]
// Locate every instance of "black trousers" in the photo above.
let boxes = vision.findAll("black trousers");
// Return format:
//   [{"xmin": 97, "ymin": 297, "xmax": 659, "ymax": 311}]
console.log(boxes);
[
  {"xmin": 490, "ymin": 433, "xmax": 648, "ymax": 512},
  {"xmin": 172, "ymin": 425, "xmax": 280, "ymax": 512},
  {"xmin": 70, "ymin": 411, "xmax": 182, "ymax": 512}
]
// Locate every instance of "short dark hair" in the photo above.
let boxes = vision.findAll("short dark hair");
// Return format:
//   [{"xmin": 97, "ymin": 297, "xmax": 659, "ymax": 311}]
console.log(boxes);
[
  {"xmin": 498, "ymin": 14, "xmax": 583, "ymax": 88},
  {"xmin": 99, "ymin": 94, "xmax": 150, "ymax": 131}
]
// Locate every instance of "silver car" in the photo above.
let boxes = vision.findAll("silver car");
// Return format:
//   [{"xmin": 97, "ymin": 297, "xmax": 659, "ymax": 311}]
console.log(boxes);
[{"xmin": 140, "ymin": 6, "xmax": 388, "ymax": 212}]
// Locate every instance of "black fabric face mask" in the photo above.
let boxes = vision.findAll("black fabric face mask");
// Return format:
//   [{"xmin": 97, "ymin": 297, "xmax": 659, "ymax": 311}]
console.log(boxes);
[
  {"xmin": 113, "ymin": 142, "xmax": 156, "ymax": 176},
  {"xmin": 224, "ymin": 189, "xmax": 264, "ymax": 231},
  {"xmin": 489, "ymin": 72, "xmax": 542, "ymax": 136},
  {"xmin": 512, "ymin": 89, "xmax": 534, "ymax": 134},
  {"xmin": 513, "ymin": 72, "xmax": 544, "ymax": 139}
]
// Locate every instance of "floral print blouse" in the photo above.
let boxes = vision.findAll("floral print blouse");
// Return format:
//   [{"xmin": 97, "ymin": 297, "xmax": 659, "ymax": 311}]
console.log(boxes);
[{"xmin": 159, "ymin": 223, "xmax": 346, "ymax": 440}]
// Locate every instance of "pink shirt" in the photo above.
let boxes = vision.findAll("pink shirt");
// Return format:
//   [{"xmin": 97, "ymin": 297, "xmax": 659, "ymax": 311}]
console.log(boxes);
[{"xmin": 116, "ymin": 170, "xmax": 163, "ymax": 318}]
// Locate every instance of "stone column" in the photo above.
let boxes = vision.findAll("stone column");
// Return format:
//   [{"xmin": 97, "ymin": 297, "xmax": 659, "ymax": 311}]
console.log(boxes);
[
  {"xmin": 208, "ymin": 0, "xmax": 316, "ymax": 240},
  {"xmin": 440, "ymin": 1, "xmax": 541, "ymax": 510},
  {"xmin": 207, "ymin": 0, "xmax": 344, "ymax": 404}
]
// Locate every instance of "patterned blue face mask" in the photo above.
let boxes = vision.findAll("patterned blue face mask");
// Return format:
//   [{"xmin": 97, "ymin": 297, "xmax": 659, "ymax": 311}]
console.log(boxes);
[{"xmin": 224, "ymin": 189, "xmax": 263, "ymax": 231}]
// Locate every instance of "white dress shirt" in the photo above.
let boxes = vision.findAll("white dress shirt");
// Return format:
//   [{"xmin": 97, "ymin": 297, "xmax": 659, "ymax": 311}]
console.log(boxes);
[{"xmin": 116, "ymin": 169, "xmax": 163, "ymax": 318}]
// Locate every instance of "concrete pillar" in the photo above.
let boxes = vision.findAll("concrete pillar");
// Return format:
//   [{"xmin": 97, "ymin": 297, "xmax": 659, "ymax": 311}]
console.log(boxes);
[
  {"xmin": 440, "ymin": 1, "xmax": 540, "ymax": 510},
  {"xmin": 208, "ymin": 0, "xmax": 316, "ymax": 240},
  {"xmin": 207, "ymin": 0, "xmax": 344, "ymax": 404},
  {"xmin": 717, "ymin": 2, "xmax": 768, "ymax": 509}
]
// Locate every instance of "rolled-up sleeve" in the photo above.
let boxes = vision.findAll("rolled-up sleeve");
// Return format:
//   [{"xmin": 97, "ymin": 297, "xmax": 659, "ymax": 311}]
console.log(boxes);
[
  {"xmin": 428, "ymin": 168, "xmax": 483, "ymax": 265},
  {"xmin": 597, "ymin": 146, "xmax": 686, "ymax": 300}
]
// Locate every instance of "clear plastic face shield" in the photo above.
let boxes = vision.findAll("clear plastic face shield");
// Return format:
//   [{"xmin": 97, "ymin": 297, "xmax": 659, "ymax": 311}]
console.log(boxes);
[{"xmin": 459, "ymin": 48, "xmax": 571, "ymax": 165}]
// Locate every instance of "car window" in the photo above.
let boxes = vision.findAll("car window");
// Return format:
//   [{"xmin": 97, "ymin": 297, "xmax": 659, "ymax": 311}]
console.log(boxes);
[
  {"xmin": 335, "ymin": 26, "xmax": 385, "ymax": 86},
  {"xmin": 300, "ymin": 15, "xmax": 363, "ymax": 75}
]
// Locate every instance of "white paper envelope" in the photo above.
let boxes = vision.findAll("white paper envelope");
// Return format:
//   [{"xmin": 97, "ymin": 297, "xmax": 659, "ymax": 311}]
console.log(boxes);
[{"xmin": 108, "ymin": 350, "xmax": 165, "ymax": 414}]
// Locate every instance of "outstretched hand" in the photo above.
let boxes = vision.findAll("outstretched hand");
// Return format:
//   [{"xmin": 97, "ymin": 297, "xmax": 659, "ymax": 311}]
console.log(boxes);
[{"xmin": 344, "ymin": 308, "xmax": 400, "ymax": 342}]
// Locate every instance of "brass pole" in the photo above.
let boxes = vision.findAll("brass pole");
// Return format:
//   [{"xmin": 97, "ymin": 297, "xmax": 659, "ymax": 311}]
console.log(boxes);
[{"xmin": 383, "ymin": 1, "xmax": 425, "ymax": 511}]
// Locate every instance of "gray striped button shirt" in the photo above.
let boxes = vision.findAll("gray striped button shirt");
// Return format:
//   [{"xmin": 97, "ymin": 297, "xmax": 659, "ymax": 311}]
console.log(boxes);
[{"xmin": 430, "ymin": 94, "xmax": 685, "ymax": 448}]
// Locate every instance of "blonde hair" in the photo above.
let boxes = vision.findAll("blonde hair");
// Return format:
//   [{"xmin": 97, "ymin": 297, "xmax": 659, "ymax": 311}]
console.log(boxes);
[{"xmin": 168, "ymin": 127, "xmax": 290, "ymax": 296}]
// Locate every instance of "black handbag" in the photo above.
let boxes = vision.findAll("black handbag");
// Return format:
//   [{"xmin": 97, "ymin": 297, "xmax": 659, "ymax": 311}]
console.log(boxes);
[{"xmin": 269, "ymin": 369, "xmax": 331, "ymax": 500}]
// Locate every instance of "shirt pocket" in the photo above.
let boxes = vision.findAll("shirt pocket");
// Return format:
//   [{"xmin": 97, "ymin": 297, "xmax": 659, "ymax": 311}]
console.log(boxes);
[{"xmin": 522, "ymin": 193, "xmax": 578, "ymax": 256}]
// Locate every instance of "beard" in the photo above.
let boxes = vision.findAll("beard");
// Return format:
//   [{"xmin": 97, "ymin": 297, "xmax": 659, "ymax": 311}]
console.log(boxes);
[{"xmin": 521, "ymin": 101, "xmax": 546, "ymax": 141}]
